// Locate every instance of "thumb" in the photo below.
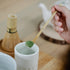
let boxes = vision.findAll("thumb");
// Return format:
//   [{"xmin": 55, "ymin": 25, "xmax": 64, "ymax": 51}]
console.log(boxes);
[{"xmin": 55, "ymin": 5, "xmax": 68, "ymax": 16}]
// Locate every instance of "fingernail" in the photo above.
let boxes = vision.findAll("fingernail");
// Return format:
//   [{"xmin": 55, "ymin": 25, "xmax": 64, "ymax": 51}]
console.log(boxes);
[
  {"xmin": 55, "ymin": 15, "xmax": 59, "ymax": 20},
  {"xmin": 52, "ymin": 8, "xmax": 55, "ymax": 11},
  {"xmin": 59, "ymin": 28, "xmax": 64, "ymax": 32},
  {"xmin": 55, "ymin": 5, "xmax": 58, "ymax": 8},
  {"xmin": 58, "ymin": 22, "xmax": 62, "ymax": 26}
]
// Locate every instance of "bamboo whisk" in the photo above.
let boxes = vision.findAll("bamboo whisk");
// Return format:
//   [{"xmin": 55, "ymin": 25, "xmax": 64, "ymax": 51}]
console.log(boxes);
[{"xmin": 2, "ymin": 14, "xmax": 20, "ymax": 52}]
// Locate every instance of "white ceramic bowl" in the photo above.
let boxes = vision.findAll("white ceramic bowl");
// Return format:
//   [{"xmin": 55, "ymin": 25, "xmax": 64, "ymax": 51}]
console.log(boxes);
[{"xmin": 0, "ymin": 52, "xmax": 16, "ymax": 70}]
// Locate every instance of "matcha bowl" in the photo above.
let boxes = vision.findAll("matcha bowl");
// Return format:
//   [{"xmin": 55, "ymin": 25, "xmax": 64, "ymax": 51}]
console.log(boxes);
[{"xmin": 0, "ymin": 52, "xmax": 16, "ymax": 70}]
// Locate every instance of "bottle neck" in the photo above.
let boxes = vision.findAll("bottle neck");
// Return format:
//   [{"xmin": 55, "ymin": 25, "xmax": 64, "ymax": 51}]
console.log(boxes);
[{"xmin": 7, "ymin": 28, "xmax": 17, "ymax": 34}]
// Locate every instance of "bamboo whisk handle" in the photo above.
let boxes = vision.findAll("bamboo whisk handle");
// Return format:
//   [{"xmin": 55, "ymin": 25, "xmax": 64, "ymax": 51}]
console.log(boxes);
[{"xmin": 7, "ymin": 14, "xmax": 17, "ymax": 29}]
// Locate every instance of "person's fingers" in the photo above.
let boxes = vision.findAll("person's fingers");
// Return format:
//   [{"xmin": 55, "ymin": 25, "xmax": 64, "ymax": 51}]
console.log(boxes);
[
  {"xmin": 51, "ymin": 7, "xmax": 55, "ymax": 13},
  {"xmin": 55, "ymin": 26, "xmax": 64, "ymax": 32},
  {"xmin": 52, "ymin": 14, "xmax": 59, "ymax": 25},
  {"xmin": 55, "ymin": 14, "xmax": 59, "ymax": 21},
  {"xmin": 55, "ymin": 22, "xmax": 62, "ymax": 27},
  {"xmin": 58, "ymin": 32, "xmax": 70, "ymax": 43},
  {"xmin": 55, "ymin": 5, "xmax": 68, "ymax": 16}
]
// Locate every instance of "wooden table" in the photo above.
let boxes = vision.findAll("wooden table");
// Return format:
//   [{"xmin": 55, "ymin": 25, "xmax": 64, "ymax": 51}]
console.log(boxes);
[
  {"xmin": 0, "ymin": 0, "xmax": 69, "ymax": 70},
  {"xmin": 0, "ymin": 40, "xmax": 64, "ymax": 70},
  {"xmin": 38, "ymin": 51, "xmax": 64, "ymax": 70}
]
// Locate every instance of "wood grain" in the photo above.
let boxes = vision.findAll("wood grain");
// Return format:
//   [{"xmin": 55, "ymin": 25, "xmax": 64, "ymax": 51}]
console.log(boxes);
[
  {"xmin": 38, "ymin": 52, "xmax": 53, "ymax": 70},
  {"xmin": 40, "ymin": 58, "xmax": 63, "ymax": 70}
]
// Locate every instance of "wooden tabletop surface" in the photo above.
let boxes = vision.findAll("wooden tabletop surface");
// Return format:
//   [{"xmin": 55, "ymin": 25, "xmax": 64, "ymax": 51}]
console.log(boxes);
[
  {"xmin": 0, "ymin": 0, "xmax": 69, "ymax": 70},
  {"xmin": 38, "ymin": 51, "xmax": 64, "ymax": 70}
]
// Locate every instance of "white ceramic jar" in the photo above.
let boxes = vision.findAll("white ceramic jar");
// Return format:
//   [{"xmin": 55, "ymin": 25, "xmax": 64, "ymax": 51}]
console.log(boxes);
[{"xmin": 15, "ymin": 42, "xmax": 39, "ymax": 70}]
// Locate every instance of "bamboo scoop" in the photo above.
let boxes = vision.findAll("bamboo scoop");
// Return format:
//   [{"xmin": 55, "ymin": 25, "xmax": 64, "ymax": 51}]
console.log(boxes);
[
  {"xmin": 33, "ymin": 11, "xmax": 57, "ymax": 43},
  {"xmin": 33, "ymin": 4, "xmax": 62, "ymax": 43},
  {"xmin": 26, "ymin": 11, "xmax": 57, "ymax": 47}
]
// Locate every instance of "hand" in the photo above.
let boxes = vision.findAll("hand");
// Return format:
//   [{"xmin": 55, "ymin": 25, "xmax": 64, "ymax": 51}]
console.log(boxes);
[{"xmin": 51, "ymin": 5, "xmax": 70, "ymax": 43}]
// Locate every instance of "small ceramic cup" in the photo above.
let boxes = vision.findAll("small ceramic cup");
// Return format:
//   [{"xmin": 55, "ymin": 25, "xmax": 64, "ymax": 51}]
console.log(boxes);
[
  {"xmin": 15, "ymin": 42, "xmax": 39, "ymax": 70},
  {"xmin": 0, "ymin": 52, "xmax": 16, "ymax": 70}
]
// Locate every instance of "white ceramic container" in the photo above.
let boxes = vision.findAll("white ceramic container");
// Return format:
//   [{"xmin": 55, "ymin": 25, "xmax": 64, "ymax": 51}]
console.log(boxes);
[
  {"xmin": 15, "ymin": 42, "xmax": 39, "ymax": 70},
  {"xmin": 0, "ymin": 52, "xmax": 16, "ymax": 70}
]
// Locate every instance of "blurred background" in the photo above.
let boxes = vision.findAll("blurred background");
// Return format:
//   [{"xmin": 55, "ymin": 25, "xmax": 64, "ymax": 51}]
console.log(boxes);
[
  {"xmin": 0, "ymin": 0, "xmax": 58, "ymax": 39},
  {"xmin": 0, "ymin": 0, "xmax": 69, "ymax": 61}
]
